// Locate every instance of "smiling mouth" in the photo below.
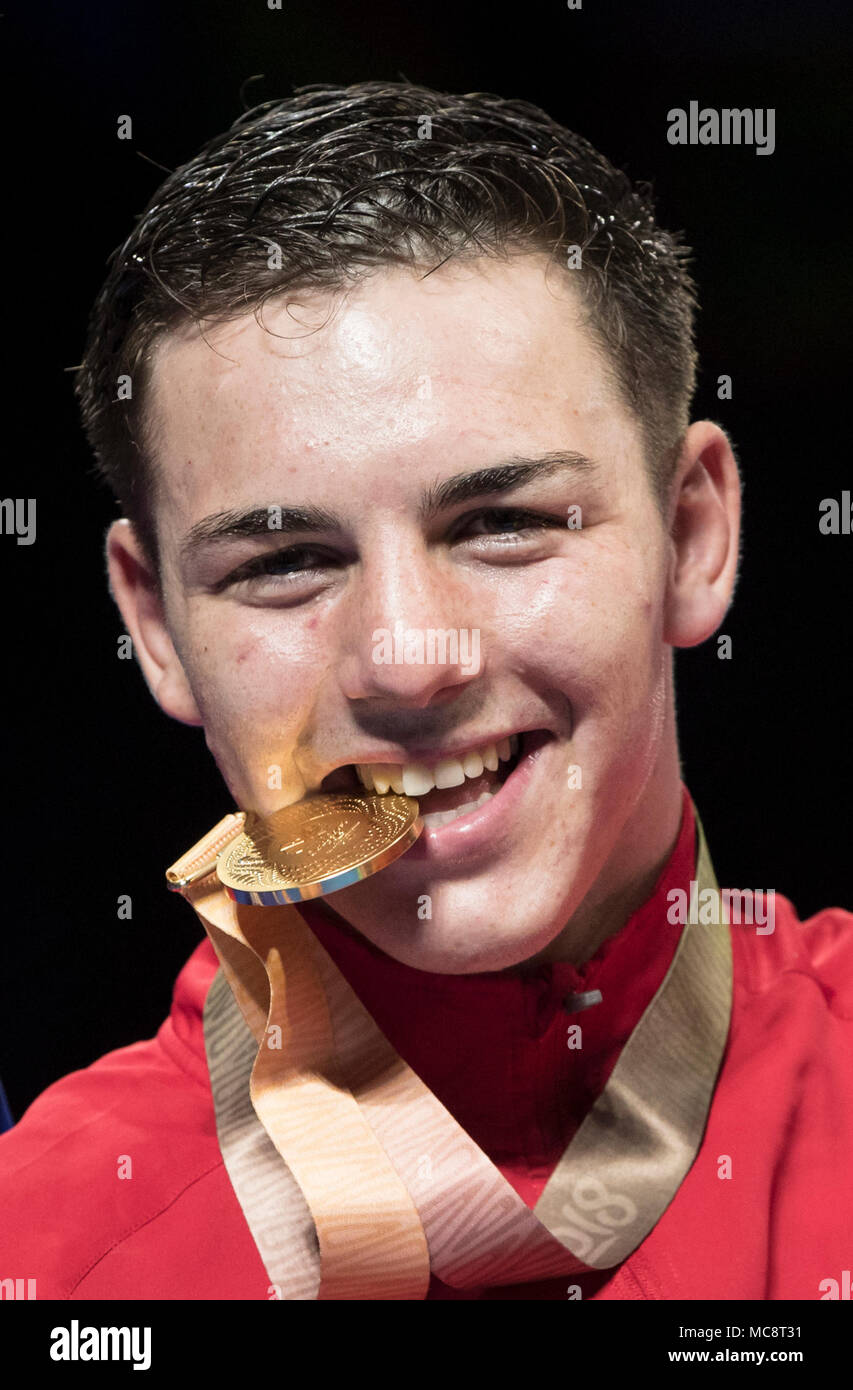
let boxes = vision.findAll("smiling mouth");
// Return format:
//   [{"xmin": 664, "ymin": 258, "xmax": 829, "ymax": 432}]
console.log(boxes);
[{"xmin": 320, "ymin": 730, "xmax": 550, "ymax": 828}]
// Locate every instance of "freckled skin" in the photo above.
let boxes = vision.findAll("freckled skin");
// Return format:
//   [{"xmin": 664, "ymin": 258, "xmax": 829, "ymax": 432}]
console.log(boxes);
[{"xmin": 107, "ymin": 254, "xmax": 740, "ymax": 974}]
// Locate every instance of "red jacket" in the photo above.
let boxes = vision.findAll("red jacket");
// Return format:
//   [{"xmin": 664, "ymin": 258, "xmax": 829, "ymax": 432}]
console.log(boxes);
[{"xmin": 1, "ymin": 790, "xmax": 851, "ymax": 1299}]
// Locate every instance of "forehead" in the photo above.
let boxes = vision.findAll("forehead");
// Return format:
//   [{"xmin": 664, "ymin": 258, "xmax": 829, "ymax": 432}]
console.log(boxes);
[{"xmin": 147, "ymin": 254, "xmax": 638, "ymax": 520}]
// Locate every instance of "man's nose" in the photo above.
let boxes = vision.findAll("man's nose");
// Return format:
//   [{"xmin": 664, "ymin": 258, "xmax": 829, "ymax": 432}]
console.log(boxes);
[{"xmin": 337, "ymin": 538, "xmax": 481, "ymax": 706}]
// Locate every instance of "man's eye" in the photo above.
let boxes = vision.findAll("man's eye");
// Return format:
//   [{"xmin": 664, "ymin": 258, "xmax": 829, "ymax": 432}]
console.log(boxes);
[
  {"xmin": 215, "ymin": 510, "xmax": 563, "ymax": 593},
  {"xmin": 216, "ymin": 546, "xmax": 336, "ymax": 591},
  {"xmin": 453, "ymin": 507, "xmax": 564, "ymax": 540}
]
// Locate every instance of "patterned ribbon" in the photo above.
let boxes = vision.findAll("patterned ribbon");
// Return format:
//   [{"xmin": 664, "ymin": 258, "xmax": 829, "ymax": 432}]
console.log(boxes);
[{"xmin": 171, "ymin": 812, "xmax": 731, "ymax": 1299}]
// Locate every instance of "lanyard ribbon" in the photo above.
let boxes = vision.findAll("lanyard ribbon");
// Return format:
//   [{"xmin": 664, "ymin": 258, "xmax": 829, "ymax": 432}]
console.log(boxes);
[{"xmin": 170, "ymin": 812, "xmax": 731, "ymax": 1299}]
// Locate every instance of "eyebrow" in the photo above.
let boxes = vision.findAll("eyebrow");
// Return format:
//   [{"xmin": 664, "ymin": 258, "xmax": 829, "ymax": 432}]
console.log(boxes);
[
  {"xmin": 420, "ymin": 451, "xmax": 599, "ymax": 515},
  {"xmin": 179, "ymin": 451, "xmax": 599, "ymax": 564}
]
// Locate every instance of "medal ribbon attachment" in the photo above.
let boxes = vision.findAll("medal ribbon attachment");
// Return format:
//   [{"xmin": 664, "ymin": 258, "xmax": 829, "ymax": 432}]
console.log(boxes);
[{"xmin": 168, "ymin": 808, "xmax": 731, "ymax": 1297}]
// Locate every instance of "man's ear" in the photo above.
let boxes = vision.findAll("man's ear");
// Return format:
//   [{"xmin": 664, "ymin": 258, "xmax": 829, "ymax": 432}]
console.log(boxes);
[
  {"xmin": 105, "ymin": 518, "xmax": 203, "ymax": 727},
  {"xmin": 663, "ymin": 420, "xmax": 742, "ymax": 648}
]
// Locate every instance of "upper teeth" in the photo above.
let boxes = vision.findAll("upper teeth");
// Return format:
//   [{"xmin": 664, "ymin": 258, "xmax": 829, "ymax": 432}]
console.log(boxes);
[{"xmin": 356, "ymin": 734, "xmax": 520, "ymax": 796}]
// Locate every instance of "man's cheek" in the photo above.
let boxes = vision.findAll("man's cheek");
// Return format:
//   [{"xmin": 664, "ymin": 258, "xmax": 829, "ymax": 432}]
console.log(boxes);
[{"xmin": 192, "ymin": 667, "xmax": 325, "ymax": 817}]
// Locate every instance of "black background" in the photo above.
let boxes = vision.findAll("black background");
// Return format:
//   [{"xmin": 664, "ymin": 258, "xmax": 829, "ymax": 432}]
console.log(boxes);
[{"xmin": 1, "ymin": 0, "xmax": 850, "ymax": 1119}]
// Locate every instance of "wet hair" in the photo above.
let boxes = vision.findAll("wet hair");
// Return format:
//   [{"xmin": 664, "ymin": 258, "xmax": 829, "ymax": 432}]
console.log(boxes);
[{"xmin": 74, "ymin": 80, "xmax": 698, "ymax": 575}]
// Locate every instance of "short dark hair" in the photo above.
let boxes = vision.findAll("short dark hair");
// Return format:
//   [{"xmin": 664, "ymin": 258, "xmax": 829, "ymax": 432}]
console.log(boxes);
[{"xmin": 75, "ymin": 80, "xmax": 699, "ymax": 575}]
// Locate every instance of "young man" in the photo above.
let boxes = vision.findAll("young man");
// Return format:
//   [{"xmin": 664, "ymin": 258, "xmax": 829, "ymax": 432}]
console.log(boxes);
[{"xmin": 1, "ymin": 81, "xmax": 850, "ymax": 1301}]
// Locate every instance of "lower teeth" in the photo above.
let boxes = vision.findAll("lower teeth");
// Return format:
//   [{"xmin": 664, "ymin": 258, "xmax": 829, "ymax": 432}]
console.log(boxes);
[{"xmin": 421, "ymin": 789, "xmax": 495, "ymax": 828}]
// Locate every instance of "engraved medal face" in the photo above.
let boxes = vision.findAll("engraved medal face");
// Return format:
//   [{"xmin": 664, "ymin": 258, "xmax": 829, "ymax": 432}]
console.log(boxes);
[{"xmin": 216, "ymin": 792, "xmax": 422, "ymax": 905}]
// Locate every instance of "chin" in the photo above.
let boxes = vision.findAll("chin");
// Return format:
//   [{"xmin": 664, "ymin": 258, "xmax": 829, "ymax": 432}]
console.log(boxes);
[{"xmin": 368, "ymin": 908, "xmax": 564, "ymax": 976}]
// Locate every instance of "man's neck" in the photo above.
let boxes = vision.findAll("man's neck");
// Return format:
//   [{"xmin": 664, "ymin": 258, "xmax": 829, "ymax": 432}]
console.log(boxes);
[
  {"xmin": 516, "ymin": 831, "xmax": 680, "ymax": 971},
  {"xmin": 514, "ymin": 739, "xmax": 689, "ymax": 967}
]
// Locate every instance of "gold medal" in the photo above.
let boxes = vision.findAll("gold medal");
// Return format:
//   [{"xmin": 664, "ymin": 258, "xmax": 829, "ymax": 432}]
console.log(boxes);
[{"xmin": 213, "ymin": 792, "xmax": 421, "ymax": 905}]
